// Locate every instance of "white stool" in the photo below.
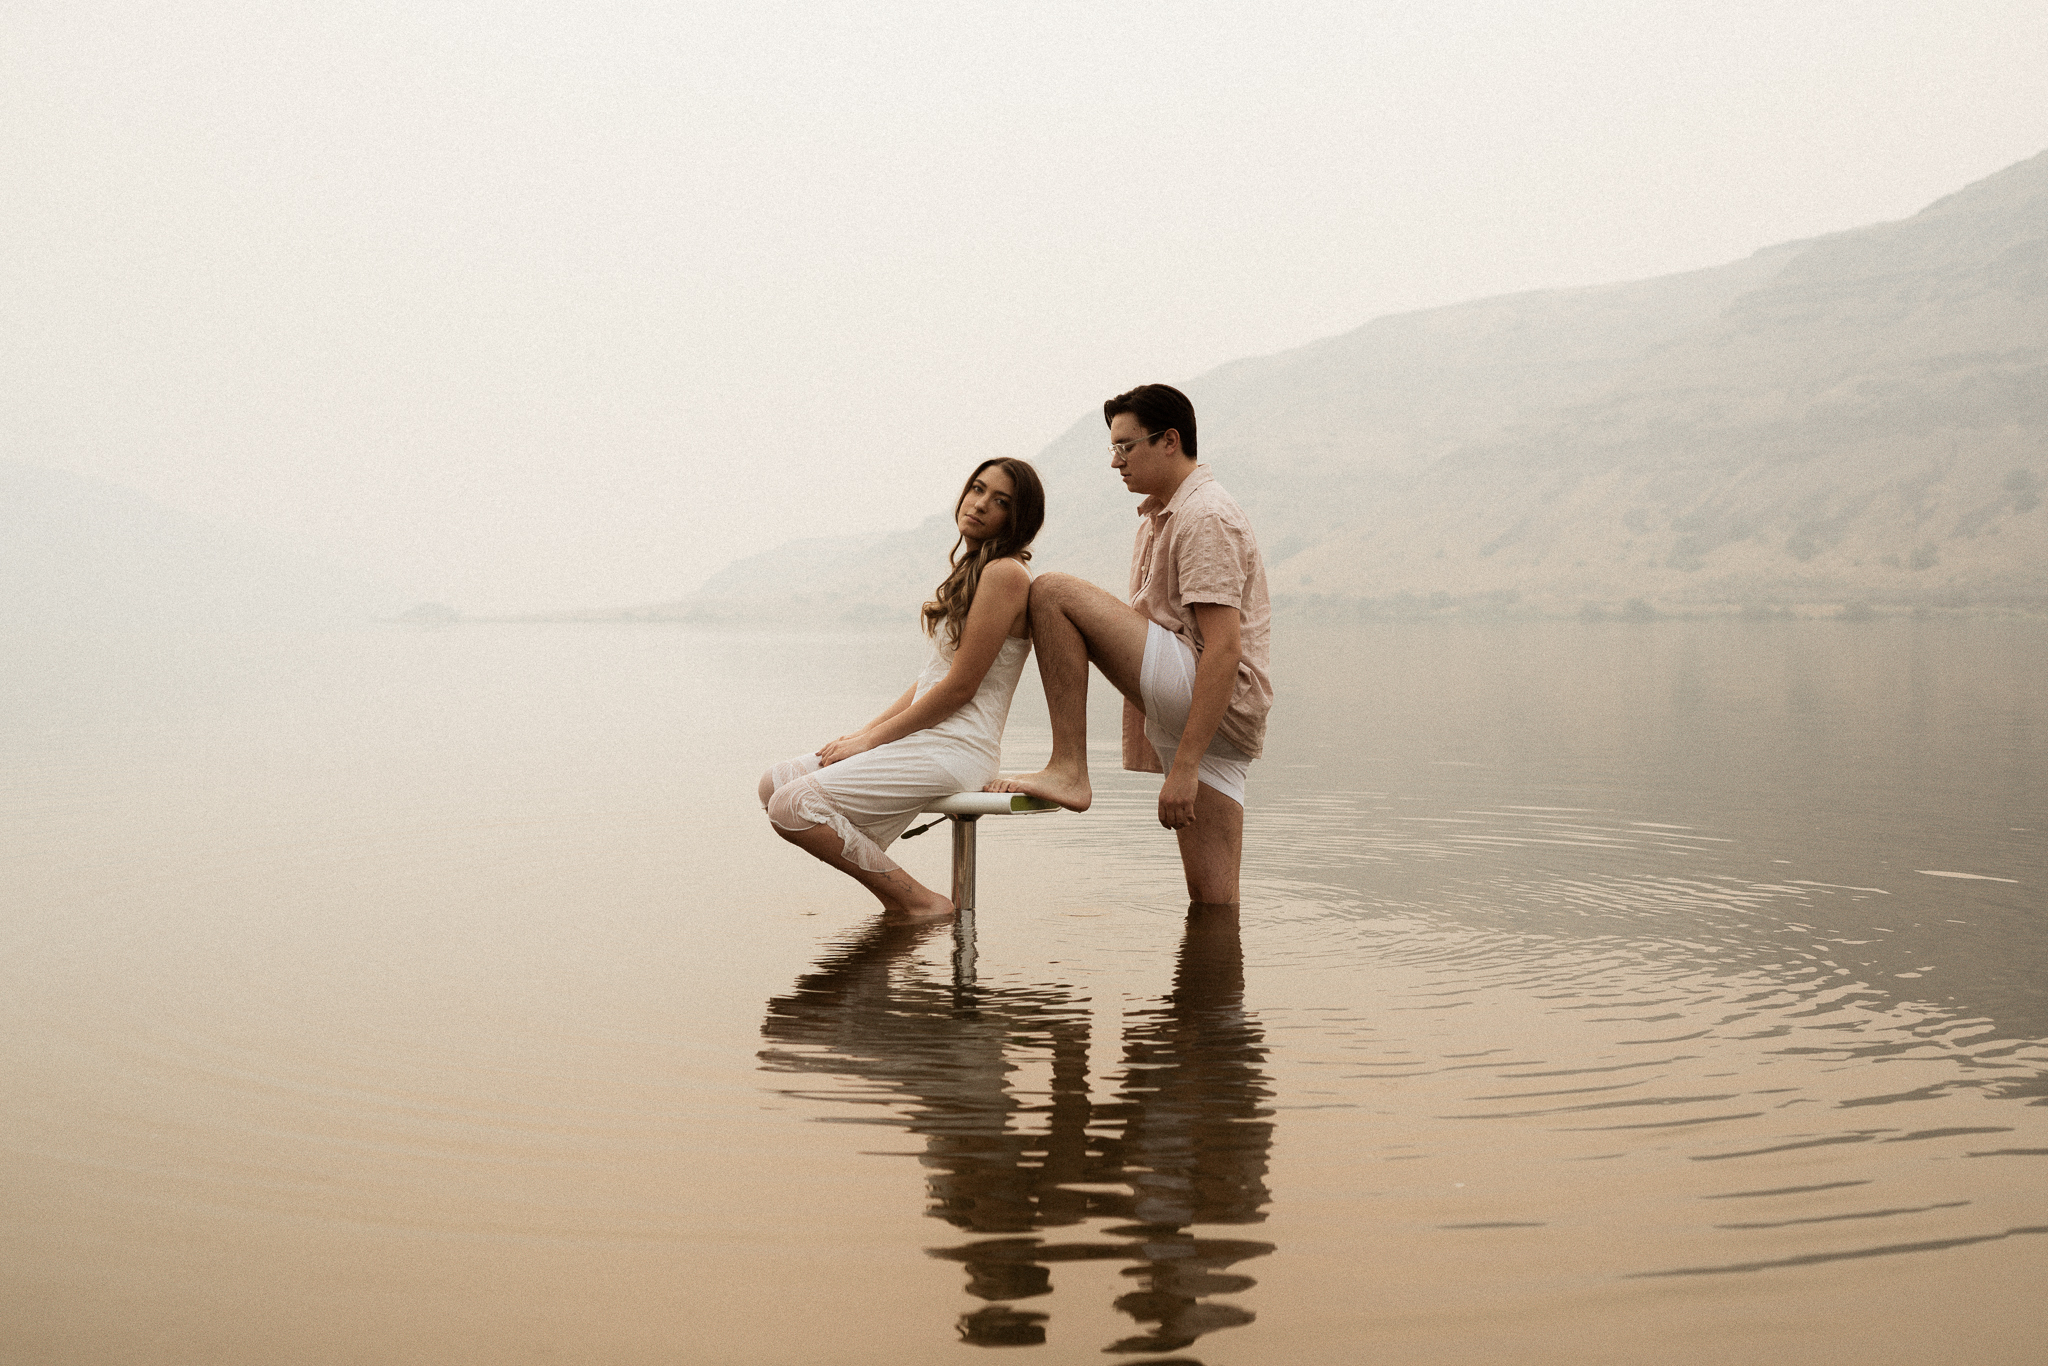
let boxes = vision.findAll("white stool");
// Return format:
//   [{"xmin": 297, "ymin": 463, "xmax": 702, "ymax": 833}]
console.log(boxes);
[{"xmin": 918, "ymin": 792, "xmax": 1058, "ymax": 911}]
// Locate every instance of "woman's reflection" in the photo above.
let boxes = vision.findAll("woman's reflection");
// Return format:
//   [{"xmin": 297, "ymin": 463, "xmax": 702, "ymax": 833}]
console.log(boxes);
[{"xmin": 759, "ymin": 903, "xmax": 1274, "ymax": 1354}]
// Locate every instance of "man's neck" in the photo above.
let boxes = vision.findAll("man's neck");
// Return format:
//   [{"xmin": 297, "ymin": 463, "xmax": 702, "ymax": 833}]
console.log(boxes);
[{"xmin": 1148, "ymin": 458, "xmax": 1199, "ymax": 506}]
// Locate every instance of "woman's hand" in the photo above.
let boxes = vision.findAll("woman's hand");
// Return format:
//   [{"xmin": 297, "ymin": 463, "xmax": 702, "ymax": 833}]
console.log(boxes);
[{"xmin": 817, "ymin": 732, "xmax": 877, "ymax": 766}]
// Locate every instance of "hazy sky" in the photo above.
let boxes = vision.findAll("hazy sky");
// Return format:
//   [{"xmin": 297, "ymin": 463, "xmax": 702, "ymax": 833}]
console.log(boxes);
[{"xmin": 7, "ymin": 1, "xmax": 2046, "ymax": 611}]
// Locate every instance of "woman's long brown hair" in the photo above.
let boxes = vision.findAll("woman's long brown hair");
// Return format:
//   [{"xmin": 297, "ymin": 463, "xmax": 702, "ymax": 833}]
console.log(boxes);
[{"xmin": 922, "ymin": 458, "xmax": 1046, "ymax": 648}]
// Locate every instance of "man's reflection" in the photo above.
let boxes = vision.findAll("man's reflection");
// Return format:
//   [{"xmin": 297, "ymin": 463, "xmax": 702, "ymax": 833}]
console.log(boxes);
[{"xmin": 760, "ymin": 903, "xmax": 1274, "ymax": 1354}]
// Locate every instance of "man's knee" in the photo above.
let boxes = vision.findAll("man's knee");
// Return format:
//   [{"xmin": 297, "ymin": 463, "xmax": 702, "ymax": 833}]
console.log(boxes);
[{"xmin": 1029, "ymin": 571, "xmax": 1085, "ymax": 616}]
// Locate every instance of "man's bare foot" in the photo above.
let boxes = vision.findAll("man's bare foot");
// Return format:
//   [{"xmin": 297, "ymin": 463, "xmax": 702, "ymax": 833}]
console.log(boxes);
[{"xmin": 986, "ymin": 765, "xmax": 1092, "ymax": 813}]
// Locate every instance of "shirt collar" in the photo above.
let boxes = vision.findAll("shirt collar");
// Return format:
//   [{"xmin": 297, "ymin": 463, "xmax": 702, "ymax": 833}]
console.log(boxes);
[{"xmin": 1136, "ymin": 463, "xmax": 1213, "ymax": 519}]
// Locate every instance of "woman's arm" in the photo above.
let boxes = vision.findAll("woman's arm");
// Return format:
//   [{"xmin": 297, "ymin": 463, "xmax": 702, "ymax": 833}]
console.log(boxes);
[
  {"xmin": 858, "ymin": 683, "xmax": 918, "ymax": 734},
  {"xmin": 817, "ymin": 559, "xmax": 1031, "ymax": 765},
  {"xmin": 822, "ymin": 682, "xmax": 917, "ymax": 749}
]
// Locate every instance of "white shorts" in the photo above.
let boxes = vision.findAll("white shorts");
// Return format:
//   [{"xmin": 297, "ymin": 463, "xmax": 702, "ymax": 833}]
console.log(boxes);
[{"xmin": 1140, "ymin": 622, "xmax": 1252, "ymax": 806}]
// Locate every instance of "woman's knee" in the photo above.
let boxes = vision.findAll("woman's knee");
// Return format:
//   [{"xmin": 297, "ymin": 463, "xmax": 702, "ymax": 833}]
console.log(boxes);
[
  {"xmin": 760, "ymin": 753, "xmax": 822, "ymax": 809},
  {"xmin": 765, "ymin": 784, "xmax": 814, "ymax": 835}
]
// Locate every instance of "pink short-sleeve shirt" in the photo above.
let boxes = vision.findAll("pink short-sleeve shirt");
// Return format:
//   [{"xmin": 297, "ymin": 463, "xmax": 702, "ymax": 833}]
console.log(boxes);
[{"xmin": 1121, "ymin": 465, "xmax": 1275, "ymax": 771}]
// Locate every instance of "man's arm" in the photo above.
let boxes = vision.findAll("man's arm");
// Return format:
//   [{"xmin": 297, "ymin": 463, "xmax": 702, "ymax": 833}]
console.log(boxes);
[{"xmin": 1158, "ymin": 600, "xmax": 1241, "ymax": 829}]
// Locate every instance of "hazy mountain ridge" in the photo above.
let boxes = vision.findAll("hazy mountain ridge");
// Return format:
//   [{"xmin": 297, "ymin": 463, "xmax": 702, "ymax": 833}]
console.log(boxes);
[
  {"xmin": 662, "ymin": 151, "xmax": 2046, "ymax": 624},
  {"xmin": 1, "ymin": 462, "xmax": 402, "ymax": 628},
  {"xmin": 1333, "ymin": 148, "xmax": 2048, "ymax": 609}
]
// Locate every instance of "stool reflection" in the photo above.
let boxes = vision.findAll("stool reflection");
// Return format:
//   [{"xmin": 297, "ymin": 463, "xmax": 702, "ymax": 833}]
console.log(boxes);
[{"xmin": 760, "ymin": 903, "xmax": 1273, "ymax": 1354}]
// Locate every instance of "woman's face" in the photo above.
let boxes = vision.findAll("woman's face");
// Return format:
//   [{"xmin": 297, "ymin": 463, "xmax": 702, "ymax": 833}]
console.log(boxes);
[{"xmin": 956, "ymin": 464, "xmax": 1017, "ymax": 546}]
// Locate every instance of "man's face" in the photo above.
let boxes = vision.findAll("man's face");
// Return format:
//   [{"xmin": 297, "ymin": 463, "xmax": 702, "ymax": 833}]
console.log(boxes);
[{"xmin": 1108, "ymin": 411, "xmax": 1181, "ymax": 497}]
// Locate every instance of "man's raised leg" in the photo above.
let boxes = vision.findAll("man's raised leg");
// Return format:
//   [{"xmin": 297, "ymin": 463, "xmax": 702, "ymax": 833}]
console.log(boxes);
[{"xmin": 986, "ymin": 572, "xmax": 1150, "ymax": 812}]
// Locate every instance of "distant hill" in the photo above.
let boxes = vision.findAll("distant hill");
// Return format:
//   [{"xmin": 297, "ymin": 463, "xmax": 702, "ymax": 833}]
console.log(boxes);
[
  {"xmin": 0, "ymin": 462, "xmax": 402, "ymax": 628},
  {"xmin": 654, "ymin": 150, "xmax": 2048, "ymax": 623}
]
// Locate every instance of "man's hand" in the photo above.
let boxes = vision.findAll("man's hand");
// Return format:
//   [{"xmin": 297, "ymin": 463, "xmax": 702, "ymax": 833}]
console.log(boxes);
[
  {"xmin": 817, "ymin": 733, "xmax": 876, "ymax": 766},
  {"xmin": 1158, "ymin": 766, "xmax": 1201, "ymax": 830}
]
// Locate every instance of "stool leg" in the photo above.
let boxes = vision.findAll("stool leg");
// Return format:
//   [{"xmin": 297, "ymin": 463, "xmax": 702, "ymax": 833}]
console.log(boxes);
[
  {"xmin": 951, "ymin": 907, "xmax": 977, "ymax": 991},
  {"xmin": 950, "ymin": 814, "xmax": 979, "ymax": 911}
]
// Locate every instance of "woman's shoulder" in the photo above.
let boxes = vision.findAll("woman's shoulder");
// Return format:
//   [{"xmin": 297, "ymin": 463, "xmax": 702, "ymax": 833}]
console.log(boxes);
[
  {"xmin": 971, "ymin": 556, "xmax": 1032, "ymax": 609},
  {"xmin": 978, "ymin": 555, "xmax": 1033, "ymax": 589}
]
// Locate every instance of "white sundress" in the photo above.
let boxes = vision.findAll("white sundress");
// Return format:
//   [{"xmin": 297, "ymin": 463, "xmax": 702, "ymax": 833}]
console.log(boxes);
[{"xmin": 770, "ymin": 631, "xmax": 1033, "ymax": 872}]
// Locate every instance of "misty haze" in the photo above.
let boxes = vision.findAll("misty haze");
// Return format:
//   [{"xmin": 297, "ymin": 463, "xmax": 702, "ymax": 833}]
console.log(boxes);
[{"xmin": 5, "ymin": 6, "xmax": 2046, "ymax": 1364}]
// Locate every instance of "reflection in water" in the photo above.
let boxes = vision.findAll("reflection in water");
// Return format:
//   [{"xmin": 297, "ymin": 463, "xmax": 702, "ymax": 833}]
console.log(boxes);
[{"xmin": 761, "ymin": 905, "xmax": 1274, "ymax": 1354}]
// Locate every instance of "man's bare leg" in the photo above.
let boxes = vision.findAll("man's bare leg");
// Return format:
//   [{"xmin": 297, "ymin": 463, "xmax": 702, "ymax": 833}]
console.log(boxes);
[
  {"xmin": 775, "ymin": 821, "xmax": 955, "ymax": 920},
  {"xmin": 1175, "ymin": 782, "xmax": 1244, "ymax": 905},
  {"xmin": 986, "ymin": 572, "xmax": 1151, "ymax": 812}
]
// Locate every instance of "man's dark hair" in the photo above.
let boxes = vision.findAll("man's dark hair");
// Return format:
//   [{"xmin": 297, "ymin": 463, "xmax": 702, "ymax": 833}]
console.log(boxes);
[{"xmin": 1104, "ymin": 384, "xmax": 1197, "ymax": 462}]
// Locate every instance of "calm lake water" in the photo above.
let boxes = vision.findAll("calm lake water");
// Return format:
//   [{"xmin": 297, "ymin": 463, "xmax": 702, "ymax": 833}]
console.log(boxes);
[{"xmin": 3, "ymin": 617, "xmax": 2044, "ymax": 1364}]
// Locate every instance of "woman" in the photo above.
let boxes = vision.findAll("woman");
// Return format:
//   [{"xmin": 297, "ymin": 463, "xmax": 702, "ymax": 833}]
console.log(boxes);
[{"xmin": 759, "ymin": 458, "xmax": 1045, "ymax": 919}]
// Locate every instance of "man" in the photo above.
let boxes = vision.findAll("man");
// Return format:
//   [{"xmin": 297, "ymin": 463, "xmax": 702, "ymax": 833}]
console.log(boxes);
[{"xmin": 990, "ymin": 384, "xmax": 1273, "ymax": 905}]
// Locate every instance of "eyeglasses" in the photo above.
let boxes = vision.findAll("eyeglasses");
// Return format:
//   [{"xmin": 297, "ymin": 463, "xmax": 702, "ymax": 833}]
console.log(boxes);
[{"xmin": 1108, "ymin": 430, "xmax": 1169, "ymax": 458}]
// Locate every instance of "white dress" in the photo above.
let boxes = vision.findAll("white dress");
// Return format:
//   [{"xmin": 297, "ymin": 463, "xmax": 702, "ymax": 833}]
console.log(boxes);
[{"xmin": 767, "ymin": 632, "xmax": 1033, "ymax": 872}]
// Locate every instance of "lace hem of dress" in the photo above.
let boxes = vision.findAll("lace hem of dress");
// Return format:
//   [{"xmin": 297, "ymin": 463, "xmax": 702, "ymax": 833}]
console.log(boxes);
[{"xmin": 766, "ymin": 772, "xmax": 901, "ymax": 875}]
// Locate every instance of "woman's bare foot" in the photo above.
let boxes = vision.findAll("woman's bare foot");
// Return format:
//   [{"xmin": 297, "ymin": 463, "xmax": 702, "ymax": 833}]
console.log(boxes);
[
  {"xmin": 866, "ymin": 866, "xmax": 954, "ymax": 919},
  {"xmin": 886, "ymin": 887, "xmax": 956, "ymax": 922},
  {"xmin": 986, "ymin": 764, "xmax": 1092, "ymax": 812}
]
